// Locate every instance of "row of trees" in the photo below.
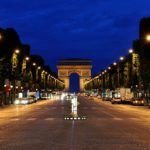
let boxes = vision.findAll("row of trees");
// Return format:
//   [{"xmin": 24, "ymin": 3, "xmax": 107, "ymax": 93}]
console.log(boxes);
[
  {"xmin": 85, "ymin": 18, "xmax": 150, "ymax": 99},
  {"xmin": 0, "ymin": 28, "xmax": 64, "ymax": 105},
  {"xmin": 85, "ymin": 50, "xmax": 140, "ymax": 91}
]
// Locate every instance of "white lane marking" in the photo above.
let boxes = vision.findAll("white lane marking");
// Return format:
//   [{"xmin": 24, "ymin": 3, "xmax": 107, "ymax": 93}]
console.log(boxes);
[
  {"xmin": 45, "ymin": 118, "xmax": 54, "ymax": 121},
  {"xmin": 26, "ymin": 118, "xmax": 36, "ymax": 121},
  {"xmin": 10, "ymin": 118, "xmax": 20, "ymax": 121},
  {"xmin": 113, "ymin": 117, "xmax": 123, "ymax": 121}
]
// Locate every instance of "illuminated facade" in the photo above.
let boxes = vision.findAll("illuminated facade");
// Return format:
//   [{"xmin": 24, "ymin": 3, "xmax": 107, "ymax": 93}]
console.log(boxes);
[{"xmin": 57, "ymin": 59, "xmax": 92, "ymax": 91}]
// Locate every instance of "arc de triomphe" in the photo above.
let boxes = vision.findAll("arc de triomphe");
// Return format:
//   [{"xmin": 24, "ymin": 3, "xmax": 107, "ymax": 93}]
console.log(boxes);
[{"xmin": 57, "ymin": 59, "xmax": 92, "ymax": 91}]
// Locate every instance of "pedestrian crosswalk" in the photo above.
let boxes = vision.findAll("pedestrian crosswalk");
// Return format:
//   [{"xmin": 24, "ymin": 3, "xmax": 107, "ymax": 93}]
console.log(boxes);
[{"xmin": 7, "ymin": 117, "xmax": 143, "ymax": 122}]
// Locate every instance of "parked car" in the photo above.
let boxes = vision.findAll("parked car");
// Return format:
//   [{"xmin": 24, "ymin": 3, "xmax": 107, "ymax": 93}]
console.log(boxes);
[
  {"xmin": 111, "ymin": 91, "xmax": 121, "ymax": 104},
  {"xmin": 132, "ymin": 98, "xmax": 145, "ymax": 106},
  {"xmin": 40, "ymin": 91, "xmax": 48, "ymax": 100},
  {"xmin": 111, "ymin": 97, "xmax": 122, "ymax": 104}
]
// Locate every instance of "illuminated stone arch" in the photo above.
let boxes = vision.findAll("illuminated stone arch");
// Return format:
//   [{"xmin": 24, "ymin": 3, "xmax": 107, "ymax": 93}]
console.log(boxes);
[{"xmin": 57, "ymin": 59, "xmax": 92, "ymax": 91}]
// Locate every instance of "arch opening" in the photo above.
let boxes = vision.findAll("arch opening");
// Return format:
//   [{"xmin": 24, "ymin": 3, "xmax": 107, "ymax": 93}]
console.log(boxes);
[{"xmin": 69, "ymin": 73, "xmax": 80, "ymax": 93}]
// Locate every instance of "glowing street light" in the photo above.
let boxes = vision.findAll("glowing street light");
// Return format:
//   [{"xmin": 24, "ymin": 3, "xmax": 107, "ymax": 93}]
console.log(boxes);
[
  {"xmin": 129, "ymin": 49, "xmax": 133, "ymax": 54},
  {"xmin": 25, "ymin": 57, "xmax": 30, "ymax": 61},
  {"xmin": 146, "ymin": 34, "xmax": 150, "ymax": 42},
  {"xmin": 38, "ymin": 66, "xmax": 41, "ymax": 70},
  {"xmin": 15, "ymin": 49, "xmax": 20, "ymax": 54},
  {"xmin": 32, "ymin": 62, "xmax": 36, "ymax": 66},
  {"xmin": 120, "ymin": 56, "xmax": 124, "ymax": 61},
  {"xmin": 113, "ymin": 62, "xmax": 117, "ymax": 66},
  {"xmin": 108, "ymin": 67, "xmax": 111, "ymax": 70}
]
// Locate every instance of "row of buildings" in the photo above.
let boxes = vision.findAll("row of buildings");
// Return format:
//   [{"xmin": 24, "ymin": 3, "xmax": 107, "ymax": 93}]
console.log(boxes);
[
  {"xmin": 0, "ymin": 28, "xmax": 64, "ymax": 105},
  {"xmin": 84, "ymin": 18, "xmax": 150, "ymax": 99}
]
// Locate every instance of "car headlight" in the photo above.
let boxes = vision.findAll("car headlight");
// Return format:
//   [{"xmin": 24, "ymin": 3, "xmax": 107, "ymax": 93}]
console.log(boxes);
[
  {"xmin": 21, "ymin": 100, "xmax": 28, "ymax": 104},
  {"xmin": 14, "ymin": 100, "xmax": 20, "ymax": 105}
]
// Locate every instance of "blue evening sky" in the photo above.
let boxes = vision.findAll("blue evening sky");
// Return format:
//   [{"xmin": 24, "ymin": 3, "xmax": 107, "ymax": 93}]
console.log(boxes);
[{"xmin": 0, "ymin": 0, "xmax": 150, "ymax": 75}]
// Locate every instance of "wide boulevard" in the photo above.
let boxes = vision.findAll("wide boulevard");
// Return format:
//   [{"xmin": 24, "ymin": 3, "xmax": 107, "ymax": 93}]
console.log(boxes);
[{"xmin": 0, "ymin": 96, "xmax": 150, "ymax": 150}]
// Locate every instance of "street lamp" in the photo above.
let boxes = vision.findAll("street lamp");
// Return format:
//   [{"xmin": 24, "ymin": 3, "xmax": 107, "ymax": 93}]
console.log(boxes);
[
  {"xmin": 113, "ymin": 62, "xmax": 117, "ymax": 66},
  {"xmin": 129, "ymin": 49, "xmax": 133, "ymax": 54},
  {"xmin": 120, "ymin": 56, "xmax": 124, "ymax": 61},
  {"xmin": 25, "ymin": 57, "xmax": 30, "ymax": 61},
  {"xmin": 32, "ymin": 62, "xmax": 36, "ymax": 66},
  {"xmin": 108, "ymin": 67, "xmax": 111, "ymax": 70},
  {"xmin": 38, "ymin": 66, "xmax": 41, "ymax": 70},
  {"xmin": 15, "ymin": 49, "xmax": 20, "ymax": 54},
  {"xmin": 146, "ymin": 34, "xmax": 150, "ymax": 42}
]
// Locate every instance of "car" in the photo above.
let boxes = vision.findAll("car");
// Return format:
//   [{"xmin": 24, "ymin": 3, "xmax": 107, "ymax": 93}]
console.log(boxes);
[
  {"xmin": 14, "ymin": 97, "xmax": 36, "ymax": 105},
  {"xmin": 132, "ymin": 98, "xmax": 145, "ymax": 106},
  {"xmin": 65, "ymin": 94, "xmax": 74, "ymax": 100},
  {"xmin": 111, "ymin": 97, "xmax": 122, "ymax": 104},
  {"xmin": 102, "ymin": 95, "xmax": 112, "ymax": 101},
  {"xmin": 97, "ymin": 95, "xmax": 101, "ymax": 99},
  {"xmin": 40, "ymin": 92, "xmax": 48, "ymax": 100}
]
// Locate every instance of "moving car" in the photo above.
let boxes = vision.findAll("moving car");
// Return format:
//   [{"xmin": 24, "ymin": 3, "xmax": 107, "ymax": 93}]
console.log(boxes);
[
  {"xmin": 65, "ymin": 94, "xmax": 74, "ymax": 100},
  {"xmin": 14, "ymin": 97, "xmax": 36, "ymax": 105},
  {"xmin": 14, "ymin": 92, "xmax": 36, "ymax": 105}
]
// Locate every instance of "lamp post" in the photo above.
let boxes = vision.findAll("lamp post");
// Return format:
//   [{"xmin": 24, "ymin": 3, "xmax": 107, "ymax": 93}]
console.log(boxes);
[
  {"xmin": 21, "ymin": 56, "xmax": 30, "ymax": 97},
  {"xmin": 117, "ymin": 56, "xmax": 124, "ymax": 87},
  {"xmin": 128, "ymin": 49, "xmax": 134, "ymax": 90},
  {"xmin": 112, "ymin": 62, "xmax": 117, "ymax": 89},
  {"xmin": 31, "ymin": 62, "xmax": 39, "ymax": 91},
  {"xmin": 41, "ymin": 70, "xmax": 46, "ymax": 90}
]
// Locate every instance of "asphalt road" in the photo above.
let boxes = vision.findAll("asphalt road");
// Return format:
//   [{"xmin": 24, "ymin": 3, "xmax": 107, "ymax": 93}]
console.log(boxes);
[{"xmin": 0, "ymin": 96, "xmax": 150, "ymax": 150}]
